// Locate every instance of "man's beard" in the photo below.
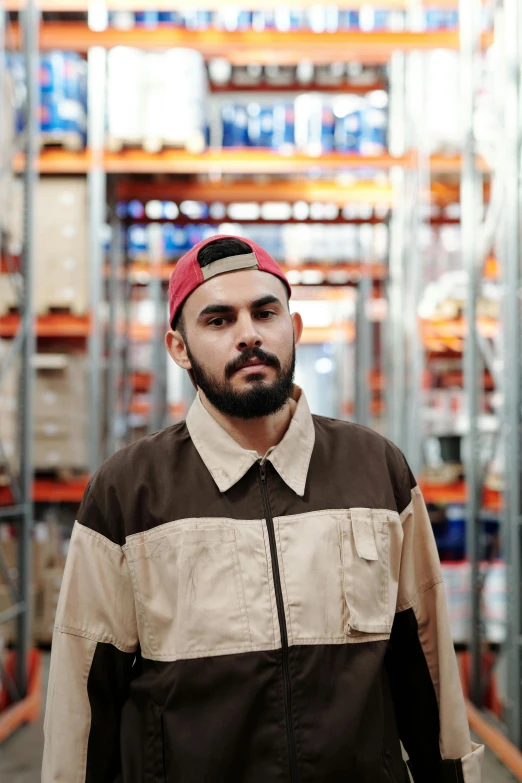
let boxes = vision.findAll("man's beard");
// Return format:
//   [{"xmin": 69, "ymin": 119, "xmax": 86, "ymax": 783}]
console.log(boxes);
[{"xmin": 186, "ymin": 342, "xmax": 296, "ymax": 420}]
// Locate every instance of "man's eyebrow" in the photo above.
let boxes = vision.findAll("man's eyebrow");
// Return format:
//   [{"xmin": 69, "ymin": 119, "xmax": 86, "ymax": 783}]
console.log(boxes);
[
  {"xmin": 197, "ymin": 303, "xmax": 234, "ymax": 320},
  {"xmin": 197, "ymin": 295, "xmax": 282, "ymax": 321},
  {"xmin": 251, "ymin": 295, "xmax": 282, "ymax": 309}
]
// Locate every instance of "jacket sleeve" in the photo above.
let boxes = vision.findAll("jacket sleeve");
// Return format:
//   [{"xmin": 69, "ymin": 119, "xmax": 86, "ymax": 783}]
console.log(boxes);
[
  {"xmin": 385, "ymin": 458, "xmax": 484, "ymax": 783},
  {"xmin": 42, "ymin": 480, "xmax": 138, "ymax": 783}
]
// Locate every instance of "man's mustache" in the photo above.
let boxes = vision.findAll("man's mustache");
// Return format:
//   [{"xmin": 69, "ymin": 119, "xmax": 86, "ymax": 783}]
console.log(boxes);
[{"xmin": 225, "ymin": 347, "xmax": 281, "ymax": 380}]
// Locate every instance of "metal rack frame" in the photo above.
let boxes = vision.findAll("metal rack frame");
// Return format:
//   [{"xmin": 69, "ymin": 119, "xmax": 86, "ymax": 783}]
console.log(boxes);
[{"xmin": 0, "ymin": 0, "xmax": 37, "ymax": 703}]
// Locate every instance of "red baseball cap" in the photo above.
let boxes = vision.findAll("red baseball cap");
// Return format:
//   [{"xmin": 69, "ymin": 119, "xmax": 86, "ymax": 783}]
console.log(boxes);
[{"xmin": 168, "ymin": 234, "xmax": 292, "ymax": 329}]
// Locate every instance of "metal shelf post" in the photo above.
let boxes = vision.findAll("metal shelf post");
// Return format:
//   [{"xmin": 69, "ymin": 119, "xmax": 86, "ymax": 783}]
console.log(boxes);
[
  {"xmin": 501, "ymin": 0, "xmax": 522, "ymax": 749},
  {"xmin": 460, "ymin": 0, "xmax": 484, "ymax": 708}
]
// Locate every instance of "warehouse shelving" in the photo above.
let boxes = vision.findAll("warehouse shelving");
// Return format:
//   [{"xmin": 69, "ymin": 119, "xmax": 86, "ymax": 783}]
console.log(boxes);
[
  {"xmin": 0, "ymin": 0, "xmax": 42, "ymax": 739},
  {"xmin": 2, "ymin": 0, "xmax": 521, "ymax": 761}
]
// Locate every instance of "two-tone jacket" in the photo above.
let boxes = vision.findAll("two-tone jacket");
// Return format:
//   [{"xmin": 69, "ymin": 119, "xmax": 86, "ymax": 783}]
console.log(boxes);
[{"xmin": 42, "ymin": 385, "xmax": 483, "ymax": 782}]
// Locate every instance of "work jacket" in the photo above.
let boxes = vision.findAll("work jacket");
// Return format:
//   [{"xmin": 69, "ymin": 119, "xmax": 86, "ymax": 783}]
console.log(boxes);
[{"xmin": 43, "ymin": 385, "xmax": 483, "ymax": 783}]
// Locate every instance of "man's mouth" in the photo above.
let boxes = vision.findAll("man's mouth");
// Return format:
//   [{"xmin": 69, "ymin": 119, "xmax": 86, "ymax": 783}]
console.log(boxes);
[{"xmin": 235, "ymin": 360, "xmax": 270, "ymax": 374}]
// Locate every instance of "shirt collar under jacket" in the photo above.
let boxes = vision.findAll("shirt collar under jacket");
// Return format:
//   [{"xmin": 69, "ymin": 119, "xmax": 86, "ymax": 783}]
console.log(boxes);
[{"xmin": 186, "ymin": 384, "xmax": 315, "ymax": 497}]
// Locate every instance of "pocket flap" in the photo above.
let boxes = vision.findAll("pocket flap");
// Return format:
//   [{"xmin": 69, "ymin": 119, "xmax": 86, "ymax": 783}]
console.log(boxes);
[{"xmin": 350, "ymin": 508, "xmax": 378, "ymax": 561}]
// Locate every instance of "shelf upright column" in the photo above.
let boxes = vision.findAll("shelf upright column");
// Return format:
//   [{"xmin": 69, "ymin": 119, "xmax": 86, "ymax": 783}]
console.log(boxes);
[
  {"xmin": 14, "ymin": 0, "xmax": 38, "ymax": 698},
  {"xmin": 386, "ymin": 51, "xmax": 407, "ymax": 450},
  {"xmin": 354, "ymin": 274, "xmax": 372, "ymax": 429},
  {"xmin": 501, "ymin": 0, "xmax": 522, "ymax": 749},
  {"xmin": 87, "ymin": 44, "xmax": 107, "ymax": 473},
  {"xmin": 403, "ymin": 0, "xmax": 429, "ymax": 478},
  {"xmin": 105, "ymin": 189, "xmax": 122, "ymax": 459},
  {"xmin": 460, "ymin": 0, "xmax": 483, "ymax": 708}
]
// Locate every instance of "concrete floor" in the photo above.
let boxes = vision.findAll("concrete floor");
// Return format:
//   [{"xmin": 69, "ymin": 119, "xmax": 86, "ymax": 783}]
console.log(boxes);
[{"xmin": 0, "ymin": 655, "xmax": 518, "ymax": 782}]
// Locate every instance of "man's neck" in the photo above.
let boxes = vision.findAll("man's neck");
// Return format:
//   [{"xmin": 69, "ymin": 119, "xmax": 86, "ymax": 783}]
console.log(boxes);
[{"xmin": 198, "ymin": 389, "xmax": 297, "ymax": 457}]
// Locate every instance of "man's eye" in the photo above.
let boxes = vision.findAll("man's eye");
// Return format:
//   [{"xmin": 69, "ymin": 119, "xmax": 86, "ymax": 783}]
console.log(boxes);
[
  {"xmin": 209, "ymin": 318, "xmax": 227, "ymax": 327},
  {"xmin": 257, "ymin": 311, "xmax": 275, "ymax": 319}
]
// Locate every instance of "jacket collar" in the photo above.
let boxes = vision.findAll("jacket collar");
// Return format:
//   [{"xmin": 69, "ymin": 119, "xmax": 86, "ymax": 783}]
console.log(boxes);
[{"xmin": 186, "ymin": 385, "xmax": 315, "ymax": 496}]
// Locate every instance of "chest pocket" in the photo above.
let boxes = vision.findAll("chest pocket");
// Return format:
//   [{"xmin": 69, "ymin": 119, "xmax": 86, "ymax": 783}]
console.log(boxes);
[
  {"xmin": 125, "ymin": 525, "xmax": 252, "ymax": 659},
  {"xmin": 340, "ymin": 508, "xmax": 401, "ymax": 636}
]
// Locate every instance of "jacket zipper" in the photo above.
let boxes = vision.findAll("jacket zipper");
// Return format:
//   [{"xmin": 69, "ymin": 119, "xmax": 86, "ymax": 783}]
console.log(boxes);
[{"xmin": 259, "ymin": 460, "xmax": 300, "ymax": 783}]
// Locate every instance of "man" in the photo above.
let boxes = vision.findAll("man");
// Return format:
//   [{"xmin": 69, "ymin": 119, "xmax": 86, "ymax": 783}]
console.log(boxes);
[{"xmin": 43, "ymin": 235, "xmax": 483, "ymax": 782}]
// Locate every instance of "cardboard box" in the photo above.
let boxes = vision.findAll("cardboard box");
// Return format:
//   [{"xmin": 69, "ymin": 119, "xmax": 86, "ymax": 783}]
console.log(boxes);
[
  {"xmin": 6, "ymin": 177, "xmax": 88, "ymax": 316},
  {"xmin": 34, "ymin": 435, "xmax": 88, "ymax": 471}
]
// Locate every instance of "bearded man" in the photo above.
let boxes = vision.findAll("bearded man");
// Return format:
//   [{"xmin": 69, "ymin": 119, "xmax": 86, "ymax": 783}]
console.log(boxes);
[{"xmin": 43, "ymin": 235, "xmax": 483, "ymax": 783}]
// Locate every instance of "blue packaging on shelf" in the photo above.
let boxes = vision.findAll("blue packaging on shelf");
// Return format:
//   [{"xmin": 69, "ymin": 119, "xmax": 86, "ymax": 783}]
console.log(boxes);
[
  {"xmin": 135, "ymin": 11, "xmax": 159, "ymax": 28},
  {"xmin": 128, "ymin": 224, "xmax": 148, "ymax": 262},
  {"xmin": 158, "ymin": 12, "xmax": 183, "ymax": 25},
  {"xmin": 259, "ymin": 106, "xmax": 275, "ymax": 148},
  {"xmin": 361, "ymin": 93, "xmax": 388, "ymax": 155},
  {"xmin": 334, "ymin": 97, "xmax": 363, "ymax": 153},
  {"xmin": 221, "ymin": 103, "xmax": 236, "ymax": 147},
  {"xmin": 321, "ymin": 106, "xmax": 336, "ymax": 152},
  {"xmin": 338, "ymin": 11, "xmax": 360, "ymax": 30},
  {"xmin": 234, "ymin": 105, "xmax": 249, "ymax": 146},
  {"xmin": 272, "ymin": 103, "xmax": 295, "ymax": 149},
  {"xmin": 183, "ymin": 10, "xmax": 213, "ymax": 30}
]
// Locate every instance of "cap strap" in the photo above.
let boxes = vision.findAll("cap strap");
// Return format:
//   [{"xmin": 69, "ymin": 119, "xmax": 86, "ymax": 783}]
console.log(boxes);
[{"xmin": 201, "ymin": 252, "xmax": 259, "ymax": 280}]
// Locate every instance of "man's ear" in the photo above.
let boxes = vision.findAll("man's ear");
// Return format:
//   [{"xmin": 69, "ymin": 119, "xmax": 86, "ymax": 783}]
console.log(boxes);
[
  {"xmin": 165, "ymin": 329, "xmax": 192, "ymax": 370},
  {"xmin": 291, "ymin": 311, "xmax": 304, "ymax": 345}
]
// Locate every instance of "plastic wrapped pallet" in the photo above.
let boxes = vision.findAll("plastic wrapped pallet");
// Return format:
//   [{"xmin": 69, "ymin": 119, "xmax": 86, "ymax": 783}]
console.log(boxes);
[
  {"xmin": 107, "ymin": 47, "xmax": 208, "ymax": 151},
  {"xmin": 142, "ymin": 49, "xmax": 208, "ymax": 152},
  {"xmin": 107, "ymin": 47, "xmax": 145, "ymax": 149}
]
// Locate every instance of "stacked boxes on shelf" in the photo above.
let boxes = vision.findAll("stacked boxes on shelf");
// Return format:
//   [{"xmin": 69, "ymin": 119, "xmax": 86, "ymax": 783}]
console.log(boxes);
[
  {"xmin": 3, "ymin": 177, "xmax": 88, "ymax": 316},
  {"xmin": 0, "ymin": 520, "xmax": 69, "ymax": 645},
  {"xmin": 33, "ymin": 353, "xmax": 88, "ymax": 472},
  {"xmin": 0, "ymin": 346, "xmax": 89, "ymax": 473}
]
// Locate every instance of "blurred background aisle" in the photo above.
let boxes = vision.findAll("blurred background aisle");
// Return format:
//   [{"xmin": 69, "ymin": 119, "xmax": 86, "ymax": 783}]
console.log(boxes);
[{"xmin": 0, "ymin": 0, "xmax": 521, "ymax": 780}]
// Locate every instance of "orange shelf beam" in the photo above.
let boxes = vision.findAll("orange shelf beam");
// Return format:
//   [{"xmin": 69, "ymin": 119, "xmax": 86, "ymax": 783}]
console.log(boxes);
[
  {"xmin": 421, "ymin": 317, "xmax": 499, "ymax": 341},
  {"xmin": 466, "ymin": 701, "xmax": 522, "ymax": 783},
  {"xmin": 10, "ymin": 24, "xmax": 480, "ymax": 63},
  {"xmin": 0, "ymin": 313, "xmax": 91, "ymax": 338},
  {"xmin": 13, "ymin": 148, "xmax": 487, "ymax": 178},
  {"xmin": 0, "ymin": 475, "xmax": 89, "ymax": 504},
  {"xmin": 13, "ymin": 149, "xmax": 91, "ymax": 175},
  {"xmin": 420, "ymin": 480, "xmax": 502, "ymax": 513},
  {"xmin": 104, "ymin": 149, "xmax": 408, "ymax": 175}
]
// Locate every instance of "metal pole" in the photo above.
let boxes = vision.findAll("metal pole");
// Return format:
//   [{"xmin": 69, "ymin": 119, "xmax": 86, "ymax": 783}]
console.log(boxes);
[
  {"xmin": 17, "ymin": 0, "xmax": 38, "ymax": 696},
  {"xmin": 460, "ymin": 0, "xmax": 482, "ymax": 708},
  {"xmin": 148, "ymin": 226, "xmax": 166, "ymax": 435},
  {"xmin": 105, "ymin": 198, "xmax": 121, "ymax": 458},
  {"xmin": 386, "ymin": 52, "xmax": 407, "ymax": 449},
  {"xmin": 87, "ymin": 46, "xmax": 107, "ymax": 472},
  {"xmin": 354, "ymin": 275, "xmax": 371, "ymax": 428},
  {"xmin": 502, "ymin": 0, "xmax": 522, "ymax": 749},
  {"xmin": 404, "ymin": 45, "xmax": 427, "ymax": 479}
]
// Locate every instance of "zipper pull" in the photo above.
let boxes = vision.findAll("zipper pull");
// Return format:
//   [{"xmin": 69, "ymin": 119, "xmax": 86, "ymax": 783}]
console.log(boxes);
[{"xmin": 259, "ymin": 461, "xmax": 266, "ymax": 483}]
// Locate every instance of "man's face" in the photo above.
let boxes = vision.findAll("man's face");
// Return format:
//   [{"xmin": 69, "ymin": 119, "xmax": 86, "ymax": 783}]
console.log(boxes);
[{"xmin": 167, "ymin": 270, "xmax": 302, "ymax": 420}]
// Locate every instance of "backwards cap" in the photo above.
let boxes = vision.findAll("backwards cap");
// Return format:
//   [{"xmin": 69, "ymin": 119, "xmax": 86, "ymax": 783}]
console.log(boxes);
[{"xmin": 168, "ymin": 234, "xmax": 292, "ymax": 328}]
